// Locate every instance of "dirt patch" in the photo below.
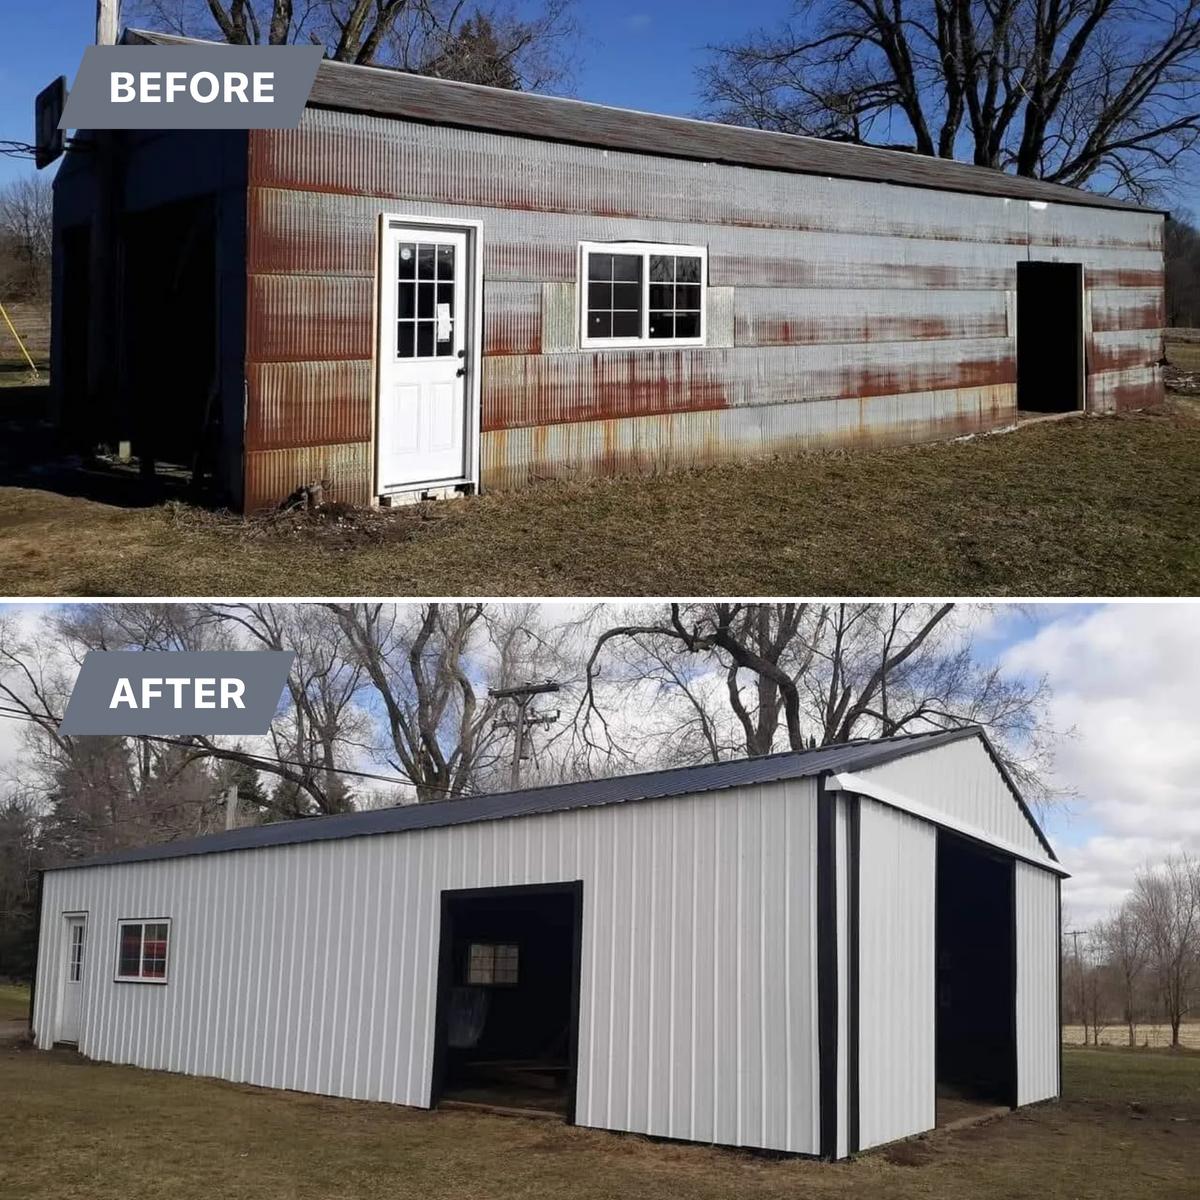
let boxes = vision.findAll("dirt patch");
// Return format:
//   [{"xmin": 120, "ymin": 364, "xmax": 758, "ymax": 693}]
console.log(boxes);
[{"xmin": 880, "ymin": 1139, "xmax": 937, "ymax": 1167}]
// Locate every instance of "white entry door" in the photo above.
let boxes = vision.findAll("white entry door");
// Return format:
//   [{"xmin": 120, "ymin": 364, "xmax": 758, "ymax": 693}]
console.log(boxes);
[
  {"xmin": 59, "ymin": 916, "xmax": 86, "ymax": 1043},
  {"xmin": 377, "ymin": 225, "xmax": 473, "ymax": 492}
]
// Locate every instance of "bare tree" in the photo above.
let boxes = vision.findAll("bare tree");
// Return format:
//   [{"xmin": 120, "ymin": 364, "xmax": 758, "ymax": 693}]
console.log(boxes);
[
  {"xmin": 699, "ymin": 0, "xmax": 1200, "ymax": 200},
  {"xmin": 1166, "ymin": 213, "xmax": 1200, "ymax": 327},
  {"xmin": 1131, "ymin": 854, "xmax": 1200, "ymax": 1046},
  {"xmin": 0, "ymin": 175, "xmax": 53, "ymax": 302},
  {"xmin": 1097, "ymin": 899, "xmax": 1150, "ymax": 1045},
  {"xmin": 580, "ymin": 603, "xmax": 1060, "ymax": 798},
  {"xmin": 130, "ymin": 0, "xmax": 580, "ymax": 84}
]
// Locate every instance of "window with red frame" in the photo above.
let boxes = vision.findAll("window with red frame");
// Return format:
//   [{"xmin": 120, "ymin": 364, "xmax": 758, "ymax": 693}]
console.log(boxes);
[{"xmin": 117, "ymin": 920, "xmax": 170, "ymax": 982}]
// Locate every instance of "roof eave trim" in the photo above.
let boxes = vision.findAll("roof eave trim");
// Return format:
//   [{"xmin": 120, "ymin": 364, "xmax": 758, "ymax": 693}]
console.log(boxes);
[{"xmin": 829, "ymin": 769, "xmax": 1068, "ymax": 876}]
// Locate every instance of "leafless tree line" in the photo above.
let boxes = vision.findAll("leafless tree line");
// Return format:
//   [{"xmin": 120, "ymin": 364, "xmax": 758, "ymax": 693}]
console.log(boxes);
[
  {"xmin": 0, "ymin": 601, "xmax": 1057, "ymax": 977},
  {"xmin": 128, "ymin": 0, "xmax": 580, "ymax": 90},
  {"xmin": 0, "ymin": 177, "xmax": 52, "ymax": 304},
  {"xmin": 699, "ymin": 0, "xmax": 1200, "ymax": 202},
  {"xmin": 1064, "ymin": 853, "xmax": 1200, "ymax": 1047}
]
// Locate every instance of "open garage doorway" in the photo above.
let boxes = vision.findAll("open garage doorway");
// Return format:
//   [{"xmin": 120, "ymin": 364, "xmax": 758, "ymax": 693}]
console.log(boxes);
[
  {"xmin": 432, "ymin": 882, "xmax": 583, "ymax": 1120},
  {"xmin": 1016, "ymin": 261, "xmax": 1085, "ymax": 415},
  {"xmin": 936, "ymin": 831, "xmax": 1017, "ymax": 1123}
]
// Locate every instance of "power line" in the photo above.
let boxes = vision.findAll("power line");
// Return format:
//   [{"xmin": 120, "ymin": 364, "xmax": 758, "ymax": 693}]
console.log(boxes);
[{"xmin": 0, "ymin": 702, "xmax": 467, "ymax": 797}]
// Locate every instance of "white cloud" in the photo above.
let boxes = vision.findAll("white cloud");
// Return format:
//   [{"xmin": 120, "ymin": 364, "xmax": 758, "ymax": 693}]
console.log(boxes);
[{"xmin": 1003, "ymin": 602, "xmax": 1200, "ymax": 923}]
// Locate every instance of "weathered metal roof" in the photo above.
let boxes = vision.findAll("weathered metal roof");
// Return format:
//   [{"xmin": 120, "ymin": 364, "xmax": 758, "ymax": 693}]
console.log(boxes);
[
  {"xmin": 54, "ymin": 726, "xmax": 1055, "ymax": 870},
  {"xmin": 123, "ymin": 29, "xmax": 1159, "ymax": 216}
]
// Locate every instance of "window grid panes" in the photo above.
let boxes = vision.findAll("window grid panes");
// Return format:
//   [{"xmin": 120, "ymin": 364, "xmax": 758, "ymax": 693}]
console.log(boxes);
[
  {"xmin": 69, "ymin": 924, "xmax": 84, "ymax": 983},
  {"xmin": 396, "ymin": 241, "xmax": 456, "ymax": 360},
  {"xmin": 582, "ymin": 245, "xmax": 705, "ymax": 345},
  {"xmin": 117, "ymin": 921, "xmax": 170, "ymax": 982},
  {"xmin": 467, "ymin": 942, "xmax": 519, "ymax": 986}
]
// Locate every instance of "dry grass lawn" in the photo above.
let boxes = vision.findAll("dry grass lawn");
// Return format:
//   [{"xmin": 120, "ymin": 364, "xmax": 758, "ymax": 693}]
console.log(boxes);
[
  {"xmin": 2, "ymin": 1044, "xmax": 1198, "ymax": 1199},
  {"xmin": 0, "ymin": 983, "xmax": 30, "ymax": 1022},
  {"xmin": 2, "ymin": 337, "xmax": 1198, "ymax": 597},
  {"xmin": 3, "ymin": 400, "xmax": 1200, "ymax": 597}
]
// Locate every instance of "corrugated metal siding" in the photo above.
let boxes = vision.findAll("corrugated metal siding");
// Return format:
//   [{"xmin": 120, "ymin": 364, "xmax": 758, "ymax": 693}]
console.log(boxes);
[
  {"xmin": 856, "ymin": 799, "xmax": 937, "ymax": 1149},
  {"xmin": 480, "ymin": 386, "xmax": 1013, "ymax": 489},
  {"xmin": 856, "ymin": 738, "xmax": 1050, "ymax": 861},
  {"xmin": 33, "ymin": 780, "xmax": 821, "ymax": 1154},
  {"xmin": 1016, "ymin": 863, "xmax": 1060, "ymax": 1105},
  {"xmin": 239, "ymin": 110, "xmax": 1162, "ymax": 508}
]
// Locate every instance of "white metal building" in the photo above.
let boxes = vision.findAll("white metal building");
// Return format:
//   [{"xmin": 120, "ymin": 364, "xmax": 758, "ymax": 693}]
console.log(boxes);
[{"xmin": 31, "ymin": 727, "xmax": 1065, "ymax": 1158}]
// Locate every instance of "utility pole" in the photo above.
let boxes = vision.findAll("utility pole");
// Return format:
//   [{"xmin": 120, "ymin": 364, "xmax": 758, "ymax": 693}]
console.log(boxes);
[
  {"xmin": 224, "ymin": 785, "xmax": 239, "ymax": 831},
  {"xmin": 489, "ymin": 681, "xmax": 560, "ymax": 790},
  {"xmin": 96, "ymin": 0, "xmax": 120, "ymax": 45},
  {"xmin": 1066, "ymin": 928, "xmax": 1087, "ymax": 1045}
]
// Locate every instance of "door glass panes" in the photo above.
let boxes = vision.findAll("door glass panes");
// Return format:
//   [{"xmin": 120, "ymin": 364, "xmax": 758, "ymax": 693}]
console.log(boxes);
[
  {"xmin": 397, "ymin": 240, "xmax": 457, "ymax": 359},
  {"xmin": 69, "ymin": 923, "xmax": 84, "ymax": 983},
  {"xmin": 649, "ymin": 254, "xmax": 703, "ymax": 340},
  {"xmin": 587, "ymin": 252, "xmax": 643, "ymax": 339}
]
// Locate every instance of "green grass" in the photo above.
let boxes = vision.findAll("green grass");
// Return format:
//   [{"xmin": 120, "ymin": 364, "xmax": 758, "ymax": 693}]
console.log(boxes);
[
  {"xmin": 0, "ymin": 983, "xmax": 30, "ymax": 1022},
  {"xmin": 2, "ymin": 401, "xmax": 1199, "ymax": 597},
  {"xmin": 2, "ymin": 1043, "xmax": 1198, "ymax": 1199}
]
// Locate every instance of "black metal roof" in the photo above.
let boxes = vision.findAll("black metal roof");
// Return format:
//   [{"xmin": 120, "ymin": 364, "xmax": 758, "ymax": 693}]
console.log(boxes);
[
  {"xmin": 123, "ymin": 29, "xmax": 1160, "ymax": 215},
  {"xmin": 54, "ymin": 726, "xmax": 1055, "ymax": 870}
]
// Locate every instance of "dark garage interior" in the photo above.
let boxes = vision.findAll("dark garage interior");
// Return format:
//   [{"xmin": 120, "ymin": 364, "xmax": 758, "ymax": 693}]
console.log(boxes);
[
  {"xmin": 936, "ymin": 831, "xmax": 1017, "ymax": 1116},
  {"xmin": 1016, "ymin": 260, "xmax": 1085, "ymax": 414},
  {"xmin": 433, "ymin": 883, "xmax": 582, "ymax": 1118}
]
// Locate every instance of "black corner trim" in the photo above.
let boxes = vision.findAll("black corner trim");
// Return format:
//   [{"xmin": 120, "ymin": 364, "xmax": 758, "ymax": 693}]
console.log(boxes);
[
  {"xmin": 847, "ymin": 794, "xmax": 861, "ymax": 1156},
  {"xmin": 1009, "ymin": 857, "xmax": 1020, "ymax": 1110},
  {"xmin": 816, "ymin": 773, "xmax": 839, "ymax": 1159}
]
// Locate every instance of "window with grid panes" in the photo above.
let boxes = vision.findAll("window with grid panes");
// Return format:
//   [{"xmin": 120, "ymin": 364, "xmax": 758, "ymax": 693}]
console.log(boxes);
[{"xmin": 467, "ymin": 942, "xmax": 519, "ymax": 986}]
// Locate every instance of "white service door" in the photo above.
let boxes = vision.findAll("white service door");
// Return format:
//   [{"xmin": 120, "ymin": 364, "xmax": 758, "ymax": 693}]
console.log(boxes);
[
  {"xmin": 59, "ymin": 916, "xmax": 86, "ymax": 1042},
  {"xmin": 377, "ymin": 227, "xmax": 471, "ymax": 491}
]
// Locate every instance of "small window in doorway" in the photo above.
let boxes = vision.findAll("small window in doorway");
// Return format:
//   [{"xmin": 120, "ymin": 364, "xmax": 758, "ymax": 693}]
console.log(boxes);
[
  {"xmin": 467, "ymin": 942, "xmax": 519, "ymax": 986},
  {"xmin": 116, "ymin": 920, "xmax": 171, "ymax": 983},
  {"xmin": 68, "ymin": 922, "xmax": 85, "ymax": 983}
]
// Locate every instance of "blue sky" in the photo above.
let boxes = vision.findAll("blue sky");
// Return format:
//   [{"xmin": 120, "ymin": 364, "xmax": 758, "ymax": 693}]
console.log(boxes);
[{"xmin": 5, "ymin": 1, "xmax": 1194, "ymax": 206}]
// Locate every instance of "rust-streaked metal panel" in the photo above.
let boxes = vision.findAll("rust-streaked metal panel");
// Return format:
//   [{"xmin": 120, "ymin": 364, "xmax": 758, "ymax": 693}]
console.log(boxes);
[
  {"xmin": 484, "ymin": 281, "xmax": 541, "ymax": 356},
  {"xmin": 1088, "ymin": 330, "xmax": 1163, "ymax": 375},
  {"xmin": 208, "ymin": 63, "xmax": 1162, "ymax": 215},
  {"xmin": 247, "ymin": 275, "xmax": 373, "ymax": 362},
  {"xmin": 250, "ymin": 185, "xmax": 1123, "ymax": 289},
  {"xmin": 246, "ymin": 361, "xmax": 373, "ymax": 451},
  {"xmin": 244, "ymin": 442, "xmax": 373, "ymax": 512},
  {"xmin": 481, "ymin": 384, "xmax": 1016, "ymax": 487},
  {"xmin": 734, "ymin": 289, "xmax": 1007, "ymax": 346},
  {"xmin": 1086, "ymin": 365, "xmax": 1162, "ymax": 414},
  {"xmin": 1089, "ymin": 288, "xmax": 1165, "ymax": 333},
  {"xmin": 482, "ymin": 341, "xmax": 1015, "ymax": 431}
]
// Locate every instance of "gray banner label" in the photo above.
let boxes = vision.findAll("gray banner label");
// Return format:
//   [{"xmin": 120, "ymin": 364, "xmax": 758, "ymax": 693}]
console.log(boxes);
[
  {"xmin": 59, "ymin": 44, "xmax": 323, "ymax": 130},
  {"xmin": 59, "ymin": 651, "xmax": 295, "ymax": 734}
]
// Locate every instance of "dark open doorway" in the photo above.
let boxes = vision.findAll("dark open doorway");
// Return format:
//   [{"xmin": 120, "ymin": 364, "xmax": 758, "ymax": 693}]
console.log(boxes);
[
  {"xmin": 122, "ymin": 196, "xmax": 219, "ymax": 487},
  {"xmin": 432, "ymin": 883, "xmax": 583, "ymax": 1120},
  {"xmin": 1016, "ymin": 261, "xmax": 1084, "ymax": 414},
  {"xmin": 936, "ymin": 831, "xmax": 1017, "ymax": 1119}
]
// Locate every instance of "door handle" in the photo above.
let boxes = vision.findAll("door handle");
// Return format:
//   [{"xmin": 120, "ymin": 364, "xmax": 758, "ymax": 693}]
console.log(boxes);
[{"xmin": 456, "ymin": 367, "xmax": 466, "ymax": 377}]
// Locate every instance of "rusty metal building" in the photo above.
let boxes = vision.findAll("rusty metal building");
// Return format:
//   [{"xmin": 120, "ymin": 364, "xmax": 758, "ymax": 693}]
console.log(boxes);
[{"xmin": 51, "ymin": 29, "xmax": 1166, "ymax": 512}]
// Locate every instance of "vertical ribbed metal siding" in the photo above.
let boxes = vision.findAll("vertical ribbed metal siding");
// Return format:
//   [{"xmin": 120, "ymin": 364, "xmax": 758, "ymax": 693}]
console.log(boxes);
[
  {"xmin": 34, "ymin": 779, "xmax": 820, "ymax": 1154},
  {"xmin": 857, "ymin": 738, "xmax": 1047, "ymax": 860},
  {"xmin": 856, "ymin": 799, "xmax": 937, "ymax": 1149},
  {"xmin": 1015, "ymin": 862, "xmax": 1060, "ymax": 1105}
]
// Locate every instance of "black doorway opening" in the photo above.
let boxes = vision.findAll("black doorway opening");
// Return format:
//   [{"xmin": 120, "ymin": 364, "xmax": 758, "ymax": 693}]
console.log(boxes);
[
  {"xmin": 432, "ymin": 882, "xmax": 583, "ymax": 1120},
  {"xmin": 1016, "ymin": 261, "xmax": 1084, "ymax": 414},
  {"xmin": 936, "ymin": 831, "xmax": 1017, "ymax": 1116}
]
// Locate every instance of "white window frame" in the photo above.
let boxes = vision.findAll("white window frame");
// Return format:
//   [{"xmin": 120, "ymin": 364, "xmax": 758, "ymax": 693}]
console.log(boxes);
[
  {"xmin": 114, "ymin": 918, "xmax": 172, "ymax": 984},
  {"xmin": 578, "ymin": 241, "xmax": 708, "ymax": 349}
]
